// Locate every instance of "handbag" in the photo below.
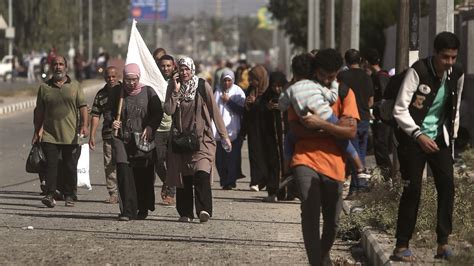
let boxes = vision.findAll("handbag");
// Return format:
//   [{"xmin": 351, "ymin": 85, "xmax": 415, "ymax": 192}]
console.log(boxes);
[
  {"xmin": 25, "ymin": 143, "xmax": 46, "ymax": 173},
  {"xmin": 171, "ymin": 86, "xmax": 203, "ymax": 153},
  {"xmin": 171, "ymin": 126, "xmax": 200, "ymax": 153},
  {"xmin": 133, "ymin": 132, "xmax": 156, "ymax": 152}
]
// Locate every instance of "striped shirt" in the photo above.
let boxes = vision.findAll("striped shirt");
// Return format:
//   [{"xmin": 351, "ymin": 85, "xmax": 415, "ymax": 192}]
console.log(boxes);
[{"xmin": 278, "ymin": 79, "xmax": 339, "ymax": 120}]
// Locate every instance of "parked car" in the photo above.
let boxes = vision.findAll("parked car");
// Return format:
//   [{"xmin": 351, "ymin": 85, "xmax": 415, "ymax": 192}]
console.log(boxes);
[
  {"xmin": 0, "ymin": 55, "xmax": 13, "ymax": 81},
  {"xmin": 0, "ymin": 55, "xmax": 27, "ymax": 81}
]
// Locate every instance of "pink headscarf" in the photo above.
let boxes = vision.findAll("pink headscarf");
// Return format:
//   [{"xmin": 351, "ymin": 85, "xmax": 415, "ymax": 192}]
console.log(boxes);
[{"xmin": 123, "ymin": 63, "xmax": 144, "ymax": 96}]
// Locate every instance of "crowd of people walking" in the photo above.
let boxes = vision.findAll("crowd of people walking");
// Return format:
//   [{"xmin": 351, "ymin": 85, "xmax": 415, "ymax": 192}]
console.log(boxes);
[{"xmin": 30, "ymin": 31, "xmax": 465, "ymax": 265}]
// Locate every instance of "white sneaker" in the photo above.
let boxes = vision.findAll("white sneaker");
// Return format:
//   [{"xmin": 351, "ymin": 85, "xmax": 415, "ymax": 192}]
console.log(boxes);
[
  {"xmin": 250, "ymin": 185, "xmax": 259, "ymax": 192},
  {"xmin": 178, "ymin": 216, "xmax": 192, "ymax": 222},
  {"xmin": 199, "ymin": 211, "xmax": 210, "ymax": 223},
  {"xmin": 357, "ymin": 172, "xmax": 371, "ymax": 179}
]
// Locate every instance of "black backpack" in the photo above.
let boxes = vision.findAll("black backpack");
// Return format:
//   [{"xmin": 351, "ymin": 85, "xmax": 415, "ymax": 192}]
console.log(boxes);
[{"xmin": 378, "ymin": 62, "xmax": 429, "ymax": 126}]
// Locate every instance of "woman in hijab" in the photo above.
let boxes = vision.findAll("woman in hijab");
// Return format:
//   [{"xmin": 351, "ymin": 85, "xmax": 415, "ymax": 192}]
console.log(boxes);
[
  {"xmin": 260, "ymin": 72, "xmax": 293, "ymax": 202},
  {"xmin": 106, "ymin": 63, "xmax": 163, "ymax": 221},
  {"xmin": 242, "ymin": 65, "xmax": 269, "ymax": 192},
  {"xmin": 213, "ymin": 69, "xmax": 246, "ymax": 190},
  {"xmin": 164, "ymin": 56, "xmax": 230, "ymax": 223}
]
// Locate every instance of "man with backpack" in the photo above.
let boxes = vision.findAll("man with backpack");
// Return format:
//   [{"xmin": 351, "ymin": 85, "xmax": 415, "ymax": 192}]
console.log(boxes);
[
  {"xmin": 391, "ymin": 32, "xmax": 464, "ymax": 262},
  {"xmin": 365, "ymin": 49, "xmax": 393, "ymax": 176}
]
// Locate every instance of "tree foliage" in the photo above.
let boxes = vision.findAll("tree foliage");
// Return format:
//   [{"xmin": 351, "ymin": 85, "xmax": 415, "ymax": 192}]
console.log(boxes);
[
  {"xmin": 268, "ymin": 0, "xmax": 462, "ymax": 59},
  {"xmin": 359, "ymin": 0, "xmax": 397, "ymax": 58},
  {"xmin": 0, "ymin": 0, "xmax": 129, "ymax": 59},
  {"xmin": 267, "ymin": 0, "xmax": 307, "ymax": 49}
]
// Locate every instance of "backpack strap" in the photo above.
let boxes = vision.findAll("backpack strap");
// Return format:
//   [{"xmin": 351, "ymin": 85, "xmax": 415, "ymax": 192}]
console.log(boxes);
[
  {"xmin": 338, "ymin": 82, "xmax": 350, "ymax": 102},
  {"xmin": 196, "ymin": 78, "xmax": 207, "ymax": 104}
]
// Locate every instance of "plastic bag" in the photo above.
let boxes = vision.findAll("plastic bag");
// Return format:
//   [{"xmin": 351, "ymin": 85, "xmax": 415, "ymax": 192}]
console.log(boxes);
[
  {"xmin": 77, "ymin": 144, "xmax": 92, "ymax": 190},
  {"xmin": 25, "ymin": 143, "xmax": 46, "ymax": 173}
]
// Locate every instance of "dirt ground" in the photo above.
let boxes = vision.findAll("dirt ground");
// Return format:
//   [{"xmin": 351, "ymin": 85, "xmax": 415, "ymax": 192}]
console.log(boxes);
[{"xmin": 0, "ymin": 179, "xmax": 368, "ymax": 264}]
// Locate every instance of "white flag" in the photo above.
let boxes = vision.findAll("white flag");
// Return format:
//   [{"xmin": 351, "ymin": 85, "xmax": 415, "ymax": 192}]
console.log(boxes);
[{"xmin": 126, "ymin": 19, "xmax": 168, "ymax": 101}]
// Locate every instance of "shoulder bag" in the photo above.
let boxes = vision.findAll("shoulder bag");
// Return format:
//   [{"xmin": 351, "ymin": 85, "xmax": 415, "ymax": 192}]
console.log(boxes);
[{"xmin": 171, "ymin": 83, "xmax": 206, "ymax": 153}]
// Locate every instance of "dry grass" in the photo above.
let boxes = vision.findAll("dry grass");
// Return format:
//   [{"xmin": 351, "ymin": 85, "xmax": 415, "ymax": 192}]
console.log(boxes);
[{"xmin": 339, "ymin": 149, "xmax": 474, "ymax": 244}]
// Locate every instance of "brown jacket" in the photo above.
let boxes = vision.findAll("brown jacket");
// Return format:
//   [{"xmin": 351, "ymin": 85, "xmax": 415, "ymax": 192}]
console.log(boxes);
[{"xmin": 164, "ymin": 78, "xmax": 228, "ymax": 187}]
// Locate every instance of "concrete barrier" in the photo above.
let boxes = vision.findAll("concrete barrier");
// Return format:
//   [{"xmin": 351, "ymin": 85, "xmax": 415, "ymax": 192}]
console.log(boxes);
[{"xmin": 0, "ymin": 82, "xmax": 102, "ymax": 116}]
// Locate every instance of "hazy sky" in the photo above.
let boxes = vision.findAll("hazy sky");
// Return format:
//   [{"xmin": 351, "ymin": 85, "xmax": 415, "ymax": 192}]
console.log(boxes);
[{"xmin": 168, "ymin": 0, "xmax": 268, "ymax": 18}]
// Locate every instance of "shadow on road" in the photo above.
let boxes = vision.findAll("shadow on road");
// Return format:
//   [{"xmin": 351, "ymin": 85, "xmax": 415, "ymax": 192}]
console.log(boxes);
[
  {"xmin": 0, "ymin": 178, "xmax": 37, "ymax": 189},
  {"xmin": 0, "ymin": 190, "xmax": 41, "ymax": 196},
  {"xmin": 0, "ymin": 224, "xmax": 303, "ymax": 248},
  {"xmin": 213, "ymin": 195, "xmax": 300, "ymax": 205}
]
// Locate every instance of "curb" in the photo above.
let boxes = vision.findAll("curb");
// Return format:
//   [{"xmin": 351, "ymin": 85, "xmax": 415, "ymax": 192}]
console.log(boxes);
[
  {"xmin": 0, "ymin": 99, "xmax": 36, "ymax": 115},
  {"xmin": 343, "ymin": 201, "xmax": 396, "ymax": 266},
  {"xmin": 0, "ymin": 83, "xmax": 102, "ymax": 116},
  {"xmin": 361, "ymin": 227, "xmax": 395, "ymax": 266}
]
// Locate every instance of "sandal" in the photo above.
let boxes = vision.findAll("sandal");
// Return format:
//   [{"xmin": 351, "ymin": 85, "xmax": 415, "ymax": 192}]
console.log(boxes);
[
  {"xmin": 434, "ymin": 247, "xmax": 453, "ymax": 260},
  {"xmin": 104, "ymin": 195, "xmax": 118, "ymax": 204},
  {"xmin": 391, "ymin": 248, "xmax": 416, "ymax": 262}
]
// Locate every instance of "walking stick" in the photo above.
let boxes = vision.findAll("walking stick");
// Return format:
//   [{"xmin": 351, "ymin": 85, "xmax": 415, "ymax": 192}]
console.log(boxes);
[{"xmin": 113, "ymin": 87, "xmax": 124, "ymax": 137}]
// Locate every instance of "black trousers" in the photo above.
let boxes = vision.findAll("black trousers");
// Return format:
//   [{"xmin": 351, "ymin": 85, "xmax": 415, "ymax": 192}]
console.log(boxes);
[
  {"xmin": 176, "ymin": 171, "xmax": 212, "ymax": 219},
  {"xmin": 395, "ymin": 137, "xmax": 454, "ymax": 247},
  {"xmin": 41, "ymin": 143, "xmax": 79, "ymax": 197},
  {"xmin": 371, "ymin": 121, "xmax": 393, "ymax": 170},
  {"xmin": 117, "ymin": 163, "xmax": 155, "ymax": 218}
]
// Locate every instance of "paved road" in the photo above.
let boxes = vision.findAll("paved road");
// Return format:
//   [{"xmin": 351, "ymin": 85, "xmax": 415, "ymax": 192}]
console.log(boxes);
[{"xmin": 0, "ymin": 90, "xmax": 361, "ymax": 264}]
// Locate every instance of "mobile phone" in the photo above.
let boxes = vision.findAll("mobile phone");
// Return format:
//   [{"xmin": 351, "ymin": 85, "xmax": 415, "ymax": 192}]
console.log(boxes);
[{"xmin": 300, "ymin": 107, "xmax": 309, "ymax": 116}]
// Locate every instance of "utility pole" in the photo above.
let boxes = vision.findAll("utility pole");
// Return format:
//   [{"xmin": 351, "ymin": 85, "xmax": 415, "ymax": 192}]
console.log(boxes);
[
  {"xmin": 395, "ymin": 0, "xmax": 409, "ymax": 74},
  {"xmin": 307, "ymin": 0, "xmax": 320, "ymax": 51},
  {"xmin": 340, "ymin": 0, "xmax": 360, "ymax": 54},
  {"xmin": 216, "ymin": 0, "xmax": 222, "ymax": 18},
  {"xmin": 391, "ymin": 0, "xmax": 410, "ymax": 180},
  {"xmin": 428, "ymin": 0, "xmax": 454, "ymax": 55},
  {"xmin": 324, "ymin": 0, "xmax": 335, "ymax": 48},
  {"xmin": 102, "ymin": 0, "xmax": 106, "ymax": 37},
  {"xmin": 79, "ymin": 0, "xmax": 84, "ymax": 54},
  {"xmin": 154, "ymin": 0, "xmax": 159, "ymax": 49},
  {"xmin": 8, "ymin": 0, "xmax": 12, "ymax": 56},
  {"xmin": 88, "ymin": 0, "xmax": 93, "ymax": 62},
  {"xmin": 409, "ymin": 0, "xmax": 420, "ymax": 66}
]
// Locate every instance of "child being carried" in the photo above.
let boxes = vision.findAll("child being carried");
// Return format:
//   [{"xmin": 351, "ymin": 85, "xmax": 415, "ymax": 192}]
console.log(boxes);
[{"xmin": 279, "ymin": 53, "xmax": 368, "ymax": 178}]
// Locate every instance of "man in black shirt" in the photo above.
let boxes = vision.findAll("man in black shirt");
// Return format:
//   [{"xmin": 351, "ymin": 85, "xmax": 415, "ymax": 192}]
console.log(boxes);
[
  {"xmin": 337, "ymin": 49, "xmax": 374, "ymax": 196},
  {"xmin": 89, "ymin": 66, "xmax": 120, "ymax": 204},
  {"xmin": 365, "ymin": 49, "xmax": 393, "ymax": 176}
]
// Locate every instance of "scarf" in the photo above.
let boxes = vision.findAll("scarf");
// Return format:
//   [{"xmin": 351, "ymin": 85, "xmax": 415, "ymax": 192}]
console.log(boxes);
[
  {"xmin": 249, "ymin": 65, "xmax": 269, "ymax": 97},
  {"xmin": 123, "ymin": 63, "xmax": 144, "ymax": 96},
  {"xmin": 220, "ymin": 68, "xmax": 235, "ymax": 93},
  {"xmin": 177, "ymin": 57, "xmax": 199, "ymax": 102}
]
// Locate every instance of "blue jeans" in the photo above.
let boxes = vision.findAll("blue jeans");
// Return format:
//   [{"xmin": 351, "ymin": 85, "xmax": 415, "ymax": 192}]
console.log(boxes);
[
  {"xmin": 327, "ymin": 114, "xmax": 359, "ymax": 159},
  {"xmin": 348, "ymin": 120, "xmax": 370, "ymax": 192},
  {"xmin": 284, "ymin": 130, "xmax": 297, "ymax": 161}
]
